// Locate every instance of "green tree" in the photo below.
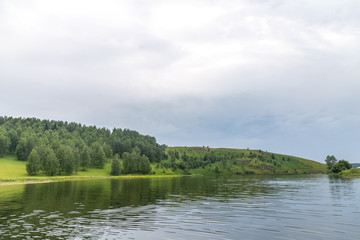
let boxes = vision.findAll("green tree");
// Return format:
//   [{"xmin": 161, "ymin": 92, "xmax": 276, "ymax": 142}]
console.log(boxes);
[
  {"xmin": 122, "ymin": 150, "xmax": 151, "ymax": 175},
  {"xmin": 325, "ymin": 155, "xmax": 337, "ymax": 170},
  {"xmin": 43, "ymin": 149, "xmax": 59, "ymax": 176},
  {"xmin": 7, "ymin": 129, "xmax": 19, "ymax": 153},
  {"xmin": 56, "ymin": 145, "xmax": 75, "ymax": 175},
  {"xmin": 16, "ymin": 137, "xmax": 35, "ymax": 161},
  {"xmin": 90, "ymin": 142, "xmax": 101, "ymax": 166},
  {"xmin": 0, "ymin": 132, "xmax": 10, "ymax": 157},
  {"xmin": 111, "ymin": 154, "xmax": 121, "ymax": 176},
  {"xmin": 26, "ymin": 149, "xmax": 41, "ymax": 175},
  {"xmin": 122, "ymin": 151, "xmax": 136, "ymax": 174},
  {"xmin": 94, "ymin": 146, "xmax": 106, "ymax": 168},
  {"xmin": 80, "ymin": 145, "xmax": 91, "ymax": 171},
  {"xmin": 34, "ymin": 145, "xmax": 50, "ymax": 171},
  {"xmin": 73, "ymin": 147, "xmax": 80, "ymax": 174},
  {"xmin": 331, "ymin": 160, "xmax": 352, "ymax": 173},
  {"xmin": 102, "ymin": 143, "xmax": 113, "ymax": 159},
  {"xmin": 139, "ymin": 155, "xmax": 152, "ymax": 174}
]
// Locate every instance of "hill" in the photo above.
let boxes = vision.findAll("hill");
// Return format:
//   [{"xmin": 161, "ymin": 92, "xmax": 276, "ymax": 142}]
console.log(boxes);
[
  {"xmin": 161, "ymin": 147, "xmax": 326, "ymax": 175},
  {"xmin": 350, "ymin": 163, "xmax": 360, "ymax": 168}
]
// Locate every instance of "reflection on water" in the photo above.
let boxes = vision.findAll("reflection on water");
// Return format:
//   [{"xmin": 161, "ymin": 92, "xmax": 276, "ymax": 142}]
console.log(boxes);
[{"xmin": 1, "ymin": 175, "xmax": 360, "ymax": 239}]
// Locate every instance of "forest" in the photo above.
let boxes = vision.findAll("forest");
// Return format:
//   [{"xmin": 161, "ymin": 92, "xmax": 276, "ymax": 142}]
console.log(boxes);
[{"xmin": 0, "ymin": 116, "xmax": 166, "ymax": 176}]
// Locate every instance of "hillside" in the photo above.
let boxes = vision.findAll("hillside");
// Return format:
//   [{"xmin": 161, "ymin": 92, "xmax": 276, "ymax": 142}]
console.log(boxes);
[{"xmin": 161, "ymin": 147, "xmax": 326, "ymax": 175}]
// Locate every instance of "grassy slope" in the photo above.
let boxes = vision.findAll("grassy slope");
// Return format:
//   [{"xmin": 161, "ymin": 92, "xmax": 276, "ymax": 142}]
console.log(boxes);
[
  {"xmin": 339, "ymin": 168, "xmax": 360, "ymax": 177},
  {"xmin": 0, "ymin": 155, "xmax": 28, "ymax": 177},
  {"xmin": 165, "ymin": 147, "xmax": 326, "ymax": 175}
]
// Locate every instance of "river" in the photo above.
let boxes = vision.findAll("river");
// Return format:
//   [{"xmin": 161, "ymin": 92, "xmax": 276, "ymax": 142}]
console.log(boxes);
[{"xmin": 0, "ymin": 175, "xmax": 359, "ymax": 239}]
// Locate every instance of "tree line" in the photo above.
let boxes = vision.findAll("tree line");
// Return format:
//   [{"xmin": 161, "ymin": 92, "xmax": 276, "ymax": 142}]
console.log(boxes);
[{"xmin": 0, "ymin": 116, "xmax": 165, "ymax": 176}]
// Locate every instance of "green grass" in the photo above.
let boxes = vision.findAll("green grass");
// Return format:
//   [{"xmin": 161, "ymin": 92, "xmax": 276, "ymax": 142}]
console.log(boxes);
[
  {"xmin": 166, "ymin": 147, "xmax": 327, "ymax": 175},
  {"xmin": 0, "ymin": 155, "xmax": 28, "ymax": 178},
  {"xmin": 339, "ymin": 168, "xmax": 360, "ymax": 177}
]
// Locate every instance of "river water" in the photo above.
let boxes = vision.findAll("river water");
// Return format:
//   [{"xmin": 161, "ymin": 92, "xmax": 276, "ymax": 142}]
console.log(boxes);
[{"xmin": 0, "ymin": 175, "xmax": 359, "ymax": 239}]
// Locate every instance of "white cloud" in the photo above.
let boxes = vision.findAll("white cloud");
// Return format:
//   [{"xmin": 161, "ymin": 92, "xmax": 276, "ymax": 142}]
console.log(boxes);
[{"xmin": 1, "ymin": 0, "xmax": 360, "ymax": 161}]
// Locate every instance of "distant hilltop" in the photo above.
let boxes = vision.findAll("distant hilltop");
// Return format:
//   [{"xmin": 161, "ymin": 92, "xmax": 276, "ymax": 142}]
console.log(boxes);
[{"xmin": 350, "ymin": 163, "xmax": 360, "ymax": 168}]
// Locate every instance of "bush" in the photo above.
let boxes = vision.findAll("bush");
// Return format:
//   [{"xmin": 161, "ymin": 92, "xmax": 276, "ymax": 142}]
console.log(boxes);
[{"xmin": 331, "ymin": 160, "xmax": 352, "ymax": 173}]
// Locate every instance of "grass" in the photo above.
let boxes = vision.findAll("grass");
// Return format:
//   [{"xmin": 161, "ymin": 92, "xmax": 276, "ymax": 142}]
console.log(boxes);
[
  {"xmin": 0, "ymin": 155, "xmax": 28, "ymax": 178},
  {"xmin": 166, "ymin": 147, "xmax": 327, "ymax": 175},
  {"xmin": 339, "ymin": 168, "xmax": 360, "ymax": 177},
  {"xmin": 0, "ymin": 155, "xmax": 180, "ymax": 185}
]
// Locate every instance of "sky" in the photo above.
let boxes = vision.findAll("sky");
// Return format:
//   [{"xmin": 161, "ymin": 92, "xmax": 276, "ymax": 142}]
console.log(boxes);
[{"xmin": 1, "ymin": 0, "xmax": 359, "ymax": 163}]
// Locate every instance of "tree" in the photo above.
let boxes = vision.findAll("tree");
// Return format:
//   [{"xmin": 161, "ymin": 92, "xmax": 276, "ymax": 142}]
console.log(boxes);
[
  {"xmin": 102, "ymin": 143, "xmax": 113, "ymax": 159},
  {"xmin": 80, "ymin": 146, "xmax": 91, "ymax": 171},
  {"xmin": 325, "ymin": 155, "xmax": 337, "ymax": 170},
  {"xmin": 139, "ymin": 155, "xmax": 152, "ymax": 174},
  {"xmin": 56, "ymin": 145, "xmax": 75, "ymax": 175},
  {"xmin": 26, "ymin": 149, "xmax": 41, "ymax": 175},
  {"xmin": 111, "ymin": 154, "xmax": 121, "ymax": 176},
  {"xmin": 0, "ymin": 132, "xmax": 10, "ymax": 157},
  {"xmin": 7, "ymin": 129, "xmax": 19, "ymax": 153},
  {"xmin": 16, "ymin": 137, "xmax": 35, "ymax": 161},
  {"xmin": 94, "ymin": 146, "xmax": 106, "ymax": 168},
  {"xmin": 43, "ymin": 149, "xmax": 59, "ymax": 176},
  {"xmin": 34, "ymin": 145, "xmax": 50, "ymax": 171},
  {"xmin": 331, "ymin": 160, "xmax": 352, "ymax": 173},
  {"xmin": 122, "ymin": 151, "xmax": 137, "ymax": 174},
  {"xmin": 122, "ymin": 150, "xmax": 152, "ymax": 175},
  {"xmin": 73, "ymin": 147, "xmax": 80, "ymax": 174}
]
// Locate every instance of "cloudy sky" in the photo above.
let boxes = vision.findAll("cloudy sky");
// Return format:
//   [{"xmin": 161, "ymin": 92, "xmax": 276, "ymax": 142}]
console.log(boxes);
[{"xmin": 1, "ymin": 0, "xmax": 359, "ymax": 162}]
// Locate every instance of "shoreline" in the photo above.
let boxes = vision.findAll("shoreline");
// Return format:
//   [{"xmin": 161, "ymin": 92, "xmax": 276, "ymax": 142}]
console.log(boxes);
[
  {"xmin": 0, "ymin": 174, "xmax": 183, "ymax": 186},
  {"xmin": 0, "ymin": 173, "xmax": 333, "ymax": 186}
]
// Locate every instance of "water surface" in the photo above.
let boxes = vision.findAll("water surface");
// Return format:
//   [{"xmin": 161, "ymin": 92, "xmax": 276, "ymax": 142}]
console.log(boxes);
[{"xmin": 1, "ymin": 175, "xmax": 359, "ymax": 239}]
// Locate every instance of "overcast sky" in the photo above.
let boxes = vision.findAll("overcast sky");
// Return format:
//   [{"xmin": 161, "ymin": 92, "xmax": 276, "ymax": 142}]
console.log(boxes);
[{"xmin": 1, "ymin": 0, "xmax": 359, "ymax": 162}]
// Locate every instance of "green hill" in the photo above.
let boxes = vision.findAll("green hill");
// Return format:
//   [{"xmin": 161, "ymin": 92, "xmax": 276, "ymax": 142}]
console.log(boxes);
[{"xmin": 160, "ymin": 147, "xmax": 326, "ymax": 175}]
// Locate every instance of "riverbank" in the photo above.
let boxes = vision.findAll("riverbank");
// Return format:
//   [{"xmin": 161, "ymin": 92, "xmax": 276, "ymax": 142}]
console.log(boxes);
[{"xmin": 0, "ymin": 174, "xmax": 182, "ymax": 186}]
